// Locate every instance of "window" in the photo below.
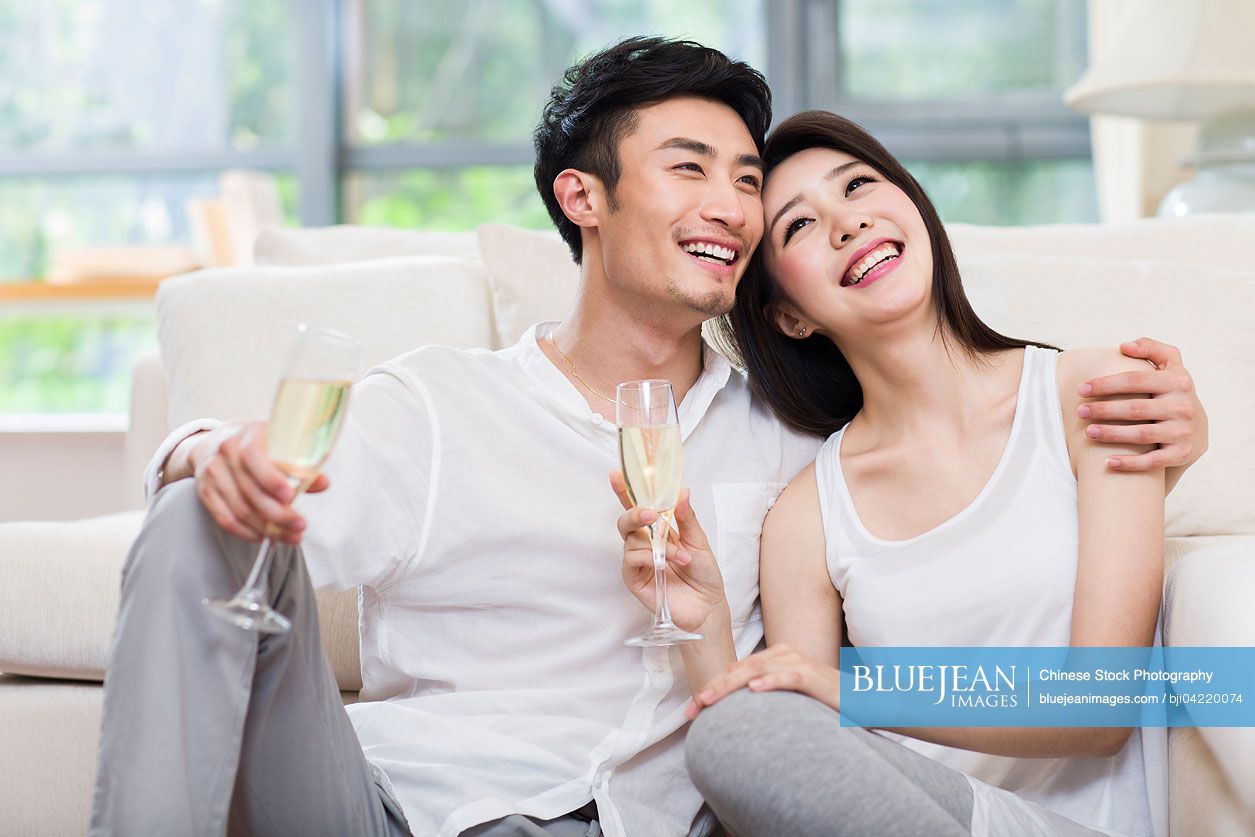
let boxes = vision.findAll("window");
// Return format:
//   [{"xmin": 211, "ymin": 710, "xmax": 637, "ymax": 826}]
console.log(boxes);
[{"xmin": 1, "ymin": 0, "xmax": 1096, "ymax": 415}]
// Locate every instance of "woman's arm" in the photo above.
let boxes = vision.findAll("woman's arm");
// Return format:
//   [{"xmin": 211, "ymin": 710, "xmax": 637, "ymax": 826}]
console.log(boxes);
[{"xmin": 687, "ymin": 463, "xmax": 847, "ymax": 716}]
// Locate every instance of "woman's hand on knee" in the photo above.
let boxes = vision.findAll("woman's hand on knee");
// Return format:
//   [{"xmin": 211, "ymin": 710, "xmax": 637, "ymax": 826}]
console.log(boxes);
[
  {"xmin": 191, "ymin": 421, "xmax": 326, "ymax": 544},
  {"xmin": 686, "ymin": 644, "xmax": 841, "ymax": 720}
]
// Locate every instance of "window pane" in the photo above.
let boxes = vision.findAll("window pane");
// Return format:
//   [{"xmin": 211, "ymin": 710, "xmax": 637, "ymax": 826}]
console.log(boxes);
[
  {"xmin": 348, "ymin": 0, "xmax": 766, "ymax": 145},
  {"xmin": 0, "ymin": 0, "xmax": 295, "ymax": 154},
  {"xmin": 345, "ymin": 166, "xmax": 553, "ymax": 230},
  {"xmin": 906, "ymin": 159, "xmax": 1097, "ymax": 226},
  {"xmin": 837, "ymin": 0, "xmax": 1087, "ymax": 101},
  {"xmin": 0, "ymin": 312, "xmax": 155, "ymax": 413},
  {"xmin": 0, "ymin": 173, "xmax": 299, "ymax": 280}
]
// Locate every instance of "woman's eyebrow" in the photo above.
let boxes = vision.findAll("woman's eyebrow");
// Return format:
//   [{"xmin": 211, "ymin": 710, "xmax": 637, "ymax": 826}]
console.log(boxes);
[{"xmin": 769, "ymin": 160, "xmax": 863, "ymax": 236}]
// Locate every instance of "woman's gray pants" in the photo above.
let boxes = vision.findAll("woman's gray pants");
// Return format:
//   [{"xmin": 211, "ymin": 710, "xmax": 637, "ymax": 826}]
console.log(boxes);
[{"xmin": 686, "ymin": 689, "xmax": 975, "ymax": 837}]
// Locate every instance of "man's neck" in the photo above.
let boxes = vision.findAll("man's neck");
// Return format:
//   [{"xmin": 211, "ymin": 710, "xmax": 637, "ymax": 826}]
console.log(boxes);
[{"xmin": 542, "ymin": 291, "xmax": 708, "ymax": 418}]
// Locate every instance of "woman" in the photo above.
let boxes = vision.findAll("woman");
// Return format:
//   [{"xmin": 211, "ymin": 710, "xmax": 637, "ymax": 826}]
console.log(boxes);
[{"xmin": 616, "ymin": 111, "xmax": 1169, "ymax": 836}]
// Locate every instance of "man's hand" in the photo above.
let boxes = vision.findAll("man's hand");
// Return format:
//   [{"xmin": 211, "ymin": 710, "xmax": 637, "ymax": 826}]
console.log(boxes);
[
  {"xmin": 685, "ymin": 644, "xmax": 842, "ymax": 720},
  {"xmin": 1079, "ymin": 338, "xmax": 1207, "ymax": 472},
  {"xmin": 189, "ymin": 421, "xmax": 329, "ymax": 544},
  {"xmin": 610, "ymin": 471, "xmax": 729, "ymax": 634}
]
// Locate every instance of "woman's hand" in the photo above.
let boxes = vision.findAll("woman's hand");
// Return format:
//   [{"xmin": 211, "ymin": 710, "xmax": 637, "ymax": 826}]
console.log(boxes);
[
  {"xmin": 610, "ymin": 472, "xmax": 729, "ymax": 634},
  {"xmin": 686, "ymin": 643, "xmax": 842, "ymax": 720}
]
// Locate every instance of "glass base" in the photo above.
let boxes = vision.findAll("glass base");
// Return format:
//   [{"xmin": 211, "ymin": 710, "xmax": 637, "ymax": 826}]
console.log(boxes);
[
  {"xmin": 625, "ymin": 621, "xmax": 703, "ymax": 647},
  {"xmin": 204, "ymin": 595, "xmax": 292, "ymax": 635}
]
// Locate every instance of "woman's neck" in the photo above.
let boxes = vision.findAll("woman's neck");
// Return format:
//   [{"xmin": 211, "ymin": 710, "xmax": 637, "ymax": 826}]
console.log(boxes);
[{"xmin": 839, "ymin": 326, "xmax": 1016, "ymax": 445}]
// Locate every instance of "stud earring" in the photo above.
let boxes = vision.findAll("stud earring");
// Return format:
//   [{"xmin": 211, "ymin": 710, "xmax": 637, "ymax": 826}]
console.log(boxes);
[{"xmin": 797, "ymin": 326, "xmax": 808, "ymax": 337}]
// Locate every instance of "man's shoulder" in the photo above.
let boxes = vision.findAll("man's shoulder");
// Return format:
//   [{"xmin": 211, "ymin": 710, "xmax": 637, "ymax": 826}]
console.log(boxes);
[{"xmin": 381, "ymin": 343, "xmax": 502, "ymax": 378}]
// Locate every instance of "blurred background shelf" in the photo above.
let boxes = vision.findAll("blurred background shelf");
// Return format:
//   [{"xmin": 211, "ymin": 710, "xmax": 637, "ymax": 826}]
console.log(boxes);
[{"xmin": 0, "ymin": 278, "xmax": 164, "ymax": 303}]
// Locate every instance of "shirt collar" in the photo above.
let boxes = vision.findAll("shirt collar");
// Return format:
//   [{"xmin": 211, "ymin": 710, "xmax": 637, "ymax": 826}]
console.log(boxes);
[{"xmin": 506, "ymin": 322, "xmax": 734, "ymax": 440}]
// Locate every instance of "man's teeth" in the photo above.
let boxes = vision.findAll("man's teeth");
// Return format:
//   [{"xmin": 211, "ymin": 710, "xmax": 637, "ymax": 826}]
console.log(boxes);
[
  {"xmin": 848, "ymin": 244, "xmax": 901, "ymax": 284},
  {"xmin": 682, "ymin": 241, "xmax": 736, "ymax": 264}
]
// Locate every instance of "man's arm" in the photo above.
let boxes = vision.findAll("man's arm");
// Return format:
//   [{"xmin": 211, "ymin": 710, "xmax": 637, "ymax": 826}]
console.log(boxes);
[{"xmin": 1080, "ymin": 338, "xmax": 1207, "ymax": 493}]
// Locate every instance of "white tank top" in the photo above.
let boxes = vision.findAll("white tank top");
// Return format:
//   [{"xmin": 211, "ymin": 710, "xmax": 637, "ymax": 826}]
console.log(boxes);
[{"xmin": 815, "ymin": 347, "xmax": 1167, "ymax": 837}]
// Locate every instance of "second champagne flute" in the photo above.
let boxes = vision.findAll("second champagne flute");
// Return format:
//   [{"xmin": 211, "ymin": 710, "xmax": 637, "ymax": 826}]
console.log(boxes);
[
  {"xmin": 618, "ymin": 379, "xmax": 703, "ymax": 647},
  {"xmin": 204, "ymin": 324, "xmax": 362, "ymax": 634}
]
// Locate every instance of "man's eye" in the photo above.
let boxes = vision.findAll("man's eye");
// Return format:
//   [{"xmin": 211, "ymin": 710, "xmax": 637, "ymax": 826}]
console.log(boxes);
[
  {"xmin": 846, "ymin": 175, "xmax": 876, "ymax": 195},
  {"xmin": 783, "ymin": 217, "xmax": 813, "ymax": 244},
  {"xmin": 738, "ymin": 174, "xmax": 761, "ymax": 190},
  {"xmin": 676, "ymin": 162, "xmax": 704, "ymax": 174}
]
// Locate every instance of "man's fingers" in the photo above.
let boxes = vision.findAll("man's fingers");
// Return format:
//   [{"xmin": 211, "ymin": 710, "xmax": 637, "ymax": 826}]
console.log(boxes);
[
  {"xmin": 608, "ymin": 470, "xmax": 634, "ymax": 512},
  {"xmin": 1119, "ymin": 338, "xmax": 1182, "ymax": 370},
  {"xmin": 1083, "ymin": 424, "xmax": 1161, "ymax": 446},
  {"xmin": 1078, "ymin": 397, "xmax": 1191, "ymax": 423},
  {"xmin": 198, "ymin": 483, "xmax": 261, "ymax": 541},
  {"xmin": 1107, "ymin": 447, "xmax": 1176, "ymax": 472},
  {"xmin": 1080, "ymin": 369, "xmax": 1178, "ymax": 398},
  {"xmin": 305, "ymin": 473, "xmax": 331, "ymax": 493},
  {"xmin": 239, "ymin": 443, "xmax": 296, "ymax": 503}
]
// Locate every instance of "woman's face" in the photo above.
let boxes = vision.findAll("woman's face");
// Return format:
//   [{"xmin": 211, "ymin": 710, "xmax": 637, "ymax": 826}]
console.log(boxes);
[{"xmin": 760, "ymin": 146, "xmax": 934, "ymax": 342}]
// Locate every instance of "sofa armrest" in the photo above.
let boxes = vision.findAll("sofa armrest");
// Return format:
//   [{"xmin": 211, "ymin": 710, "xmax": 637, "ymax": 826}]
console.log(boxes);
[
  {"xmin": 0, "ymin": 511, "xmax": 362, "ymax": 692},
  {"xmin": 1164, "ymin": 534, "xmax": 1255, "ymax": 819},
  {"xmin": 0, "ymin": 512, "xmax": 145, "ymax": 680},
  {"xmin": 122, "ymin": 351, "xmax": 168, "ymax": 511}
]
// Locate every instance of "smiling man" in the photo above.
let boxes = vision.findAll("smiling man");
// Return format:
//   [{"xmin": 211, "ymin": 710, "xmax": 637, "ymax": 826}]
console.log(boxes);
[{"xmin": 89, "ymin": 37, "xmax": 1207, "ymax": 837}]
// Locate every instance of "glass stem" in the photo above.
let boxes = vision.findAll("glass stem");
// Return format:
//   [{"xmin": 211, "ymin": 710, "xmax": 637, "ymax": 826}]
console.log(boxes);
[
  {"xmin": 239, "ymin": 537, "xmax": 274, "ymax": 603},
  {"xmin": 649, "ymin": 518, "xmax": 673, "ymax": 627}
]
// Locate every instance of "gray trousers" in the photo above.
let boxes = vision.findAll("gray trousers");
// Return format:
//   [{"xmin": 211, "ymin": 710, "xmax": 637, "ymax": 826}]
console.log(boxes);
[
  {"xmin": 686, "ymin": 689, "xmax": 974, "ymax": 837},
  {"xmin": 88, "ymin": 480, "xmax": 600, "ymax": 837}
]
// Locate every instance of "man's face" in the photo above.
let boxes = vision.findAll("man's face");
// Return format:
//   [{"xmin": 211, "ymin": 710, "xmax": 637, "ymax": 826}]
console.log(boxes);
[{"xmin": 591, "ymin": 96, "xmax": 764, "ymax": 319}]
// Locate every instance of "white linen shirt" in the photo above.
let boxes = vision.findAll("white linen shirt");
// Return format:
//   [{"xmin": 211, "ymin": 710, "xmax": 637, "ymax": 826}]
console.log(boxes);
[{"xmin": 145, "ymin": 323, "xmax": 820, "ymax": 837}]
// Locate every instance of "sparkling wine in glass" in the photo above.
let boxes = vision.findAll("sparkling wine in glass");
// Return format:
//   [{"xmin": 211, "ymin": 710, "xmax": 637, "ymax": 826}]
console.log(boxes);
[
  {"xmin": 205, "ymin": 324, "xmax": 361, "ymax": 634},
  {"xmin": 618, "ymin": 380, "xmax": 703, "ymax": 647}
]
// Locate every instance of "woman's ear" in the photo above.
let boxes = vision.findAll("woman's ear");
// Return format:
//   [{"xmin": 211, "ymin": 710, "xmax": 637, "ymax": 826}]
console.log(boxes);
[
  {"xmin": 769, "ymin": 303, "xmax": 812, "ymax": 339},
  {"xmin": 552, "ymin": 169, "xmax": 602, "ymax": 229}
]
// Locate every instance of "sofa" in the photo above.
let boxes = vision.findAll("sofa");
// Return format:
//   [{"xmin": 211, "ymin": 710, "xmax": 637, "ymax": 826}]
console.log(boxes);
[{"xmin": 2, "ymin": 217, "xmax": 1253, "ymax": 836}]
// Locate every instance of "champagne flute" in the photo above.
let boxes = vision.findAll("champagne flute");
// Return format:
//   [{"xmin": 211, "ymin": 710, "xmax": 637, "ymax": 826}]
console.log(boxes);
[
  {"xmin": 205, "ymin": 324, "xmax": 362, "ymax": 634},
  {"xmin": 618, "ymin": 380, "xmax": 703, "ymax": 647}
]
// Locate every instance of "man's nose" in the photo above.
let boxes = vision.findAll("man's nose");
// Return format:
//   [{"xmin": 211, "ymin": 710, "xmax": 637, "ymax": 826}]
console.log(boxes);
[{"xmin": 700, "ymin": 178, "xmax": 749, "ymax": 230}]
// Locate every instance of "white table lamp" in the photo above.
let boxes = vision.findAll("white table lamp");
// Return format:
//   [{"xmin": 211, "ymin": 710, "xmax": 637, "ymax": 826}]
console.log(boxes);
[{"xmin": 1064, "ymin": 0, "xmax": 1255, "ymax": 216}]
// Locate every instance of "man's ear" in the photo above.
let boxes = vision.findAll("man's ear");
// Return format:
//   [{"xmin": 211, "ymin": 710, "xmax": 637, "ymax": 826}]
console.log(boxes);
[
  {"xmin": 552, "ymin": 169, "xmax": 603, "ymax": 229},
  {"xmin": 770, "ymin": 302, "xmax": 812, "ymax": 339}
]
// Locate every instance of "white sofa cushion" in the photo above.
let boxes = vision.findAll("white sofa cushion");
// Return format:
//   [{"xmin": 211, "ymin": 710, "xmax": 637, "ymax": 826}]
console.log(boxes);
[
  {"xmin": 476, "ymin": 223, "xmax": 579, "ymax": 347},
  {"xmin": 157, "ymin": 255, "xmax": 495, "ymax": 428},
  {"xmin": 254, "ymin": 224, "xmax": 480, "ymax": 265},
  {"xmin": 947, "ymin": 214, "xmax": 1255, "ymax": 263},
  {"xmin": 959, "ymin": 252, "xmax": 1255, "ymax": 537}
]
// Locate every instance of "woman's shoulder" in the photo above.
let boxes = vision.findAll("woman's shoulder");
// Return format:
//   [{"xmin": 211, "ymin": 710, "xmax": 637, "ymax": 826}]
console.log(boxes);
[{"xmin": 1056, "ymin": 347, "xmax": 1154, "ymax": 407}]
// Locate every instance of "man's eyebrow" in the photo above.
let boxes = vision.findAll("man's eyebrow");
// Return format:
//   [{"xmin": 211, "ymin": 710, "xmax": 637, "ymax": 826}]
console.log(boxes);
[
  {"xmin": 656, "ymin": 137, "xmax": 716, "ymax": 157},
  {"xmin": 655, "ymin": 139, "xmax": 764, "ymax": 171},
  {"xmin": 768, "ymin": 160, "xmax": 862, "ymax": 236}
]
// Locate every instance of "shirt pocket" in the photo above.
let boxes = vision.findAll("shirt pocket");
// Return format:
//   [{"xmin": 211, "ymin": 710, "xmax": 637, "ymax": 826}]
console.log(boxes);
[{"xmin": 712, "ymin": 482, "xmax": 788, "ymax": 627}]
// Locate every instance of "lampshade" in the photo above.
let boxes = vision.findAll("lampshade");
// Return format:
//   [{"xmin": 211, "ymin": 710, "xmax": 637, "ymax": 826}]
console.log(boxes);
[{"xmin": 1065, "ymin": 0, "xmax": 1255, "ymax": 120}]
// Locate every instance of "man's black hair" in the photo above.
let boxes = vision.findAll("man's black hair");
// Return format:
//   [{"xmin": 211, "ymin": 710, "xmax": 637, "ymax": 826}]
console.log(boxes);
[{"xmin": 533, "ymin": 36, "xmax": 772, "ymax": 264}]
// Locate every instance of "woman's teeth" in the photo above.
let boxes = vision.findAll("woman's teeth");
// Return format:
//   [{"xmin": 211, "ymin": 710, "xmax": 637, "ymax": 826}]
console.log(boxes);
[{"xmin": 847, "ymin": 244, "xmax": 901, "ymax": 285}]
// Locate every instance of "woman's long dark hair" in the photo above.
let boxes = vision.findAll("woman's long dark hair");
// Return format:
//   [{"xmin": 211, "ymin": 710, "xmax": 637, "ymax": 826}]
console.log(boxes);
[{"xmin": 713, "ymin": 110, "xmax": 1048, "ymax": 438}]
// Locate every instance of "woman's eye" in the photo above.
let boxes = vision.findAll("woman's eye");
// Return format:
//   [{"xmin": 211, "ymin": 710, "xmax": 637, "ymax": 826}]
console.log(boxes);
[
  {"xmin": 846, "ymin": 175, "xmax": 876, "ymax": 195},
  {"xmin": 783, "ymin": 217, "xmax": 813, "ymax": 244}
]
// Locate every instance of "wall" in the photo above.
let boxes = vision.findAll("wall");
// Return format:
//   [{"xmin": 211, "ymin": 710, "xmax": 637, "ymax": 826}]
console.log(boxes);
[{"xmin": 0, "ymin": 418, "xmax": 131, "ymax": 523}]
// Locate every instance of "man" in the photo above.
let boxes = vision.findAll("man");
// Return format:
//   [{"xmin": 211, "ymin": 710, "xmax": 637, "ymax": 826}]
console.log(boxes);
[{"xmin": 89, "ymin": 37, "xmax": 1206, "ymax": 837}]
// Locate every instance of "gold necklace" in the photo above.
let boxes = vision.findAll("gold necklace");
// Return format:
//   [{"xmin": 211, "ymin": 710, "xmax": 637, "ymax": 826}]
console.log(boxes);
[{"xmin": 547, "ymin": 334, "xmax": 617, "ymax": 405}]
